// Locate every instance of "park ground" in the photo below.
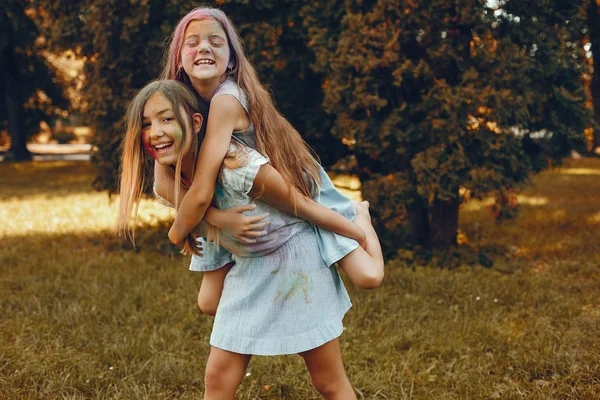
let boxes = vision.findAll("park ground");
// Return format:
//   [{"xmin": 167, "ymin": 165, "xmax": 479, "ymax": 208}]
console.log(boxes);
[{"xmin": 1, "ymin": 158, "xmax": 599, "ymax": 399}]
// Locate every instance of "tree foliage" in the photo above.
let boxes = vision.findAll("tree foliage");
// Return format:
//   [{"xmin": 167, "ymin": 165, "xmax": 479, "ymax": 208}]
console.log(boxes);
[
  {"xmin": 0, "ymin": 1, "xmax": 66, "ymax": 161},
  {"xmin": 586, "ymin": 0, "xmax": 600, "ymax": 150},
  {"xmin": 34, "ymin": 0, "xmax": 342, "ymax": 192},
  {"xmin": 303, "ymin": 0, "xmax": 592, "ymax": 251},
  {"xmin": 31, "ymin": 0, "xmax": 592, "ymax": 253}
]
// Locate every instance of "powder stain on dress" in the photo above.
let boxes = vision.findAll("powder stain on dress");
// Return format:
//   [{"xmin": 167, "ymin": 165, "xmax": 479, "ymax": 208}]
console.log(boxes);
[{"xmin": 273, "ymin": 273, "xmax": 310, "ymax": 305}]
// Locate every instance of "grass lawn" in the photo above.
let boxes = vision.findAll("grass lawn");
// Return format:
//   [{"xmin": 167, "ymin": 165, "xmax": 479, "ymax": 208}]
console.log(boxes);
[{"xmin": 1, "ymin": 159, "xmax": 599, "ymax": 399}]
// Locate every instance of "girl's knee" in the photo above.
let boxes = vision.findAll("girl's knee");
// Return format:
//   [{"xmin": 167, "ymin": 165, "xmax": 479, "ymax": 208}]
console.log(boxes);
[
  {"xmin": 310, "ymin": 373, "xmax": 351, "ymax": 397},
  {"xmin": 204, "ymin": 350, "xmax": 248, "ymax": 396},
  {"xmin": 346, "ymin": 261, "xmax": 384, "ymax": 290},
  {"xmin": 204, "ymin": 364, "xmax": 243, "ymax": 393},
  {"xmin": 197, "ymin": 293, "xmax": 218, "ymax": 316},
  {"xmin": 204, "ymin": 366, "xmax": 236, "ymax": 393},
  {"xmin": 204, "ymin": 367, "xmax": 223, "ymax": 392}
]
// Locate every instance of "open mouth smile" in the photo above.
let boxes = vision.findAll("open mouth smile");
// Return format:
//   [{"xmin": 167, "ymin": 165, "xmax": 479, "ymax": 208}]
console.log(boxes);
[
  {"xmin": 153, "ymin": 142, "xmax": 173, "ymax": 152},
  {"xmin": 194, "ymin": 59, "xmax": 215, "ymax": 66}
]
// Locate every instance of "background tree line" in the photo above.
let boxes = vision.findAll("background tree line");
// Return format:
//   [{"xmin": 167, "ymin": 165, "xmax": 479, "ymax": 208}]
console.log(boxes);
[
  {"xmin": 3, "ymin": 0, "xmax": 597, "ymax": 255},
  {"xmin": 1, "ymin": 1, "xmax": 67, "ymax": 161}
]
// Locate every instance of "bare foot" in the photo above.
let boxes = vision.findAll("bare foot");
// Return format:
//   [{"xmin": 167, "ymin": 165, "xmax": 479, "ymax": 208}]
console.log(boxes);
[
  {"xmin": 353, "ymin": 200, "xmax": 371, "ymax": 223},
  {"xmin": 339, "ymin": 199, "xmax": 385, "ymax": 289}
]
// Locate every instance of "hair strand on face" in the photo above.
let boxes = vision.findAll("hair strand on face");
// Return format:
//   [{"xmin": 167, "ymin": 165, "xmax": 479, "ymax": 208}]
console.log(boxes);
[{"xmin": 118, "ymin": 80, "xmax": 204, "ymax": 248}]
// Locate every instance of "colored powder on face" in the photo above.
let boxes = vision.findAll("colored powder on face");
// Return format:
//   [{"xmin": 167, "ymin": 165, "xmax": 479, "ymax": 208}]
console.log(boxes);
[
  {"xmin": 184, "ymin": 48, "xmax": 196, "ymax": 58},
  {"xmin": 141, "ymin": 132, "xmax": 157, "ymax": 160},
  {"xmin": 172, "ymin": 127, "xmax": 183, "ymax": 149},
  {"xmin": 141, "ymin": 126, "xmax": 183, "ymax": 162}
]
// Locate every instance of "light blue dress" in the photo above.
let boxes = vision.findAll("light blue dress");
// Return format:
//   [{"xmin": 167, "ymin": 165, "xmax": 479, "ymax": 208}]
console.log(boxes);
[
  {"xmin": 182, "ymin": 78, "xmax": 359, "ymax": 355},
  {"xmin": 191, "ymin": 77, "xmax": 359, "ymax": 272},
  {"xmin": 154, "ymin": 146, "xmax": 352, "ymax": 355},
  {"xmin": 198, "ymin": 143, "xmax": 352, "ymax": 355}
]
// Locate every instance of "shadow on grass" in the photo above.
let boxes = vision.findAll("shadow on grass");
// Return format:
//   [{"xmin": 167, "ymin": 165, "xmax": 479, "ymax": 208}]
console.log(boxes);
[
  {"xmin": 2, "ymin": 224, "xmax": 183, "ymax": 268},
  {"xmin": 1, "ymin": 226, "xmax": 216, "ymax": 399},
  {"xmin": 0, "ymin": 161, "xmax": 99, "ymax": 200}
]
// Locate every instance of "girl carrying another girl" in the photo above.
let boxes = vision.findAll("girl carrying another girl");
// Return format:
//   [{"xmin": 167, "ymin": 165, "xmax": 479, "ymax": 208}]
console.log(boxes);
[
  {"xmin": 118, "ymin": 79, "xmax": 373, "ymax": 399},
  {"xmin": 160, "ymin": 7, "xmax": 384, "ymax": 310}
]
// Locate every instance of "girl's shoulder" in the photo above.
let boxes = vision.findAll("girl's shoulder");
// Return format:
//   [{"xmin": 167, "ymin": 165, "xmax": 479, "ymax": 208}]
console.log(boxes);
[{"xmin": 213, "ymin": 77, "xmax": 249, "ymax": 113}]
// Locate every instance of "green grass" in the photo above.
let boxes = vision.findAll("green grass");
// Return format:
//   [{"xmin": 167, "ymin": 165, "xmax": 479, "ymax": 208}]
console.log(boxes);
[{"xmin": 1, "ymin": 159, "xmax": 600, "ymax": 399}]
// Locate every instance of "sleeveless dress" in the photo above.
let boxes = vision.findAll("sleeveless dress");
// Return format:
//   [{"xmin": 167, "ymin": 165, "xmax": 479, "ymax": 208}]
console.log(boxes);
[
  {"xmin": 155, "ymin": 143, "xmax": 352, "ymax": 355},
  {"xmin": 156, "ymin": 78, "xmax": 361, "ymax": 355},
  {"xmin": 190, "ymin": 77, "xmax": 359, "ymax": 273}
]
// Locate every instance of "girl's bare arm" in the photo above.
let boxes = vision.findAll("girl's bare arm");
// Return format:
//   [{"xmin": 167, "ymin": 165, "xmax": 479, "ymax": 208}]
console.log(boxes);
[
  {"xmin": 167, "ymin": 96, "xmax": 246, "ymax": 245},
  {"xmin": 155, "ymin": 162, "xmax": 268, "ymax": 242},
  {"xmin": 249, "ymin": 164, "xmax": 366, "ymax": 246}
]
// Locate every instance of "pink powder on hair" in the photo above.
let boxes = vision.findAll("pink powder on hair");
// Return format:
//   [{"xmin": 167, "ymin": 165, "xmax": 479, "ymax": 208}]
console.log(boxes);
[{"xmin": 163, "ymin": 8, "xmax": 241, "ymax": 81}]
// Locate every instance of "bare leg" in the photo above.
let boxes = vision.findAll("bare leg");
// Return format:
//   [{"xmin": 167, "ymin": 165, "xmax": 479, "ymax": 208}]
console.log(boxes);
[
  {"xmin": 337, "ymin": 201, "xmax": 385, "ymax": 289},
  {"xmin": 204, "ymin": 346, "xmax": 251, "ymax": 400},
  {"xmin": 353, "ymin": 201, "xmax": 384, "ymax": 266},
  {"xmin": 299, "ymin": 338, "xmax": 357, "ymax": 400},
  {"xmin": 197, "ymin": 263, "xmax": 233, "ymax": 316}
]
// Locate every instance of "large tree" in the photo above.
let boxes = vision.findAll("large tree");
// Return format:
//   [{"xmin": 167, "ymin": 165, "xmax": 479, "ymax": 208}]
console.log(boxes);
[
  {"xmin": 33, "ymin": 0, "xmax": 591, "ymax": 253},
  {"xmin": 304, "ymin": 0, "xmax": 591, "ymax": 251},
  {"xmin": 35, "ymin": 0, "xmax": 344, "ymax": 192},
  {"xmin": 587, "ymin": 0, "xmax": 600, "ymax": 151},
  {"xmin": 0, "ymin": 1, "xmax": 66, "ymax": 161}
]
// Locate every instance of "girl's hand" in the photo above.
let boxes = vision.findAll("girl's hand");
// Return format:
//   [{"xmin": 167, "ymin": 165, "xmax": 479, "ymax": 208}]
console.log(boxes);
[
  {"xmin": 207, "ymin": 204, "xmax": 270, "ymax": 244},
  {"xmin": 181, "ymin": 234, "xmax": 204, "ymax": 256}
]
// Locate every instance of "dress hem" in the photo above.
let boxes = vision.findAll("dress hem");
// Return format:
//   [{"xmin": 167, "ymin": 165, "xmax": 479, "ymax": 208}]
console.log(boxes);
[{"xmin": 209, "ymin": 303, "xmax": 352, "ymax": 356}]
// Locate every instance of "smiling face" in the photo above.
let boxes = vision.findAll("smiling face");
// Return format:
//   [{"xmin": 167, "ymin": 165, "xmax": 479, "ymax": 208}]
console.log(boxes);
[
  {"xmin": 181, "ymin": 19, "xmax": 231, "ymax": 89},
  {"xmin": 141, "ymin": 92, "xmax": 184, "ymax": 166}
]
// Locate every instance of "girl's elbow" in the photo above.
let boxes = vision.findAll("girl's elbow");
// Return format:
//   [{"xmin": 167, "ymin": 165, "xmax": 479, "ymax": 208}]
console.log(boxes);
[
  {"xmin": 357, "ymin": 270, "xmax": 384, "ymax": 290},
  {"xmin": 168, "ymin": 226, "xmax": 185, "ymax": 246}
]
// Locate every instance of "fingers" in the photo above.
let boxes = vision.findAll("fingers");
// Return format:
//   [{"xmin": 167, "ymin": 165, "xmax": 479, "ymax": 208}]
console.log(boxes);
[
  {"xmin": 236, "ymin": 236, "xmax": 258, "ymax": 244},
  {"xmin": 248, "ymin": 220, "xmax": 270, "ymax": 231},
  {"xmin": 234, "ymin": 227, "xmax": 268, "ymax": 244},
  {"xmin": 182, "ymin": 237, "xmax": 203, "ymax": 256},
  {"xmin": 248, "ymin": 212, "xmax": 269, "ymax": 223},
  {"xmin": 231, "ymin": 204, "xmax": 257, "ymax": 213},
  {"xmin": 242, "ymin": 230, "xmax": 268, "ymax": 238},
  {"xmin": 240, "ymin": 213, "xmax": 270, "ymax": 237}
]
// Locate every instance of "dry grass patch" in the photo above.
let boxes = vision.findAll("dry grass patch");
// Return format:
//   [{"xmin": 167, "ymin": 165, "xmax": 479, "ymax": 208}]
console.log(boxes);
[{"xmin": 1, "ymin": 159, "xmax": 599, "ymax": 399}]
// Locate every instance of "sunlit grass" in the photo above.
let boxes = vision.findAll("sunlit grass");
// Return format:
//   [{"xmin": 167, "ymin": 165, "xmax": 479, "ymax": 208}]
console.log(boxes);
[
  {"xmin": 460, "ymin": 158, "xmax": 600, "ymax": 264},
  {"xmin": 555, "ymin": 167, "xmax": 600, "ymax": 175},
  {"xmin": 1, "ymin": 159, "xmax": 600, "ymax": 399},
  {"xmin": 462, "ymin": 195, "xmax": 549, "ymax": 212},
  {"xmin": 2, "ymin": 192, "xmax": 171, "ymax": 235}
]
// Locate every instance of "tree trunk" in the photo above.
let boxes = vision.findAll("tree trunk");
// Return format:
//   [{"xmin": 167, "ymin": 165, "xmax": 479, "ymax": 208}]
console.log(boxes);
[
  {"xmin": 588, "ymin": 0, "xmax": 600, "ymax": 151},
  {"xmin": 0, "ymin": 36, "xmax": 31, "ymax": 162},
  {"xmin": 429, "ymin": 196, "xmax": 460, "ymax": 248},
  {"xmin": 406, "ymin": 196, "xmax": 430, "ymax": 246}
]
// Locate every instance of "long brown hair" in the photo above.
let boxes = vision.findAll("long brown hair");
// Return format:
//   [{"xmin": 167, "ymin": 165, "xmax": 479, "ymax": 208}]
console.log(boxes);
[
  {"xmin": 161, "ymin": 7, "xmax": 321, "ymax": 197},
  {"xmin": 118, "ymin": 80, "xmax": 204, "ymax": 244}
]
